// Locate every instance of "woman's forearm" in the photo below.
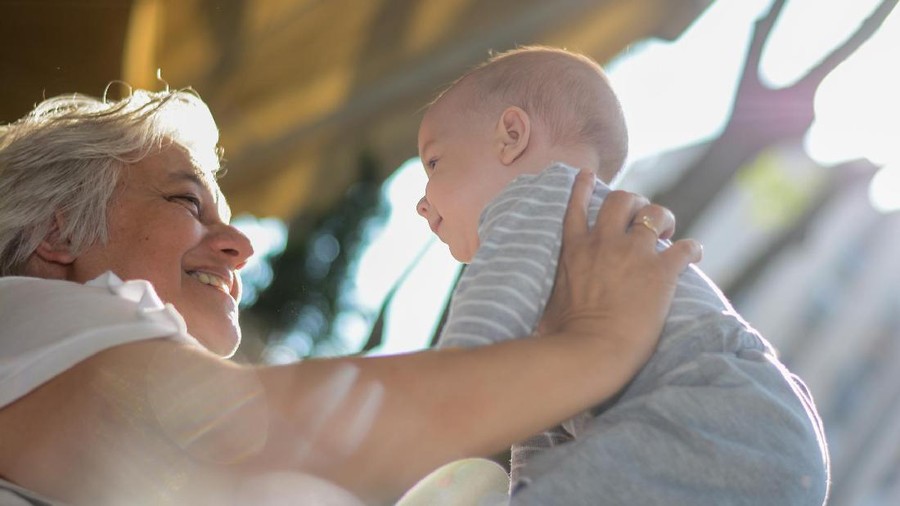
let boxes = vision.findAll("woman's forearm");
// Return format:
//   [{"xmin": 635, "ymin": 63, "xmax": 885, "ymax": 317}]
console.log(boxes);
[{"xmin": 254, "ymin": 327, "xmax": 646, "ymax": 501}]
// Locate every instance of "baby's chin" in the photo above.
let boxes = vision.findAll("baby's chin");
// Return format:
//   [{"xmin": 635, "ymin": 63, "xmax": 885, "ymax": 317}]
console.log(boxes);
[{"xmin": 448, "ymin": 243, "xmax": 477, "ymax": 264}]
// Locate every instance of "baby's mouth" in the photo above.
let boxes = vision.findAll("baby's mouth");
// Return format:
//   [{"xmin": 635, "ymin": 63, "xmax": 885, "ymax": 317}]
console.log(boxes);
[{"xmin": 430, "ymin": 216, "xmax": 443, "ymax": 234}]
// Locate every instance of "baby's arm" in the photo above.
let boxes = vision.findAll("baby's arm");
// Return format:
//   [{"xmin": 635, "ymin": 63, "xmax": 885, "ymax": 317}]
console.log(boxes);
[
  {"xmin": 438, "ymin": 165, "xmax": 574, "ymax": 348},
  {"xmin": 437, "ymin": 165, "xmax": 588, "ymax": 483}
]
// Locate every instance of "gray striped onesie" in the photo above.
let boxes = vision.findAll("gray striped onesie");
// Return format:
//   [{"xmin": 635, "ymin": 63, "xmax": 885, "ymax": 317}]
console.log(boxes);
[{"xmin": 437, "ymin": 164, "xmax": 829, "ymax": 505}]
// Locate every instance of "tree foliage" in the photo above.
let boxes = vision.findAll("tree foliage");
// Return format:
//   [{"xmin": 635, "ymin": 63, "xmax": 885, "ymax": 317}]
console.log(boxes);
[{"xmin": 243, "ymin": 152, "xmax": 388, "ymax": 354}]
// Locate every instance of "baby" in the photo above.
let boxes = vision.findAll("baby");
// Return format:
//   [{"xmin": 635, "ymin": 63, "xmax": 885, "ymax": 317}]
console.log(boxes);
[{"xmin": 416, "ymin": 46, "xmax": 829, "ymax": 505}]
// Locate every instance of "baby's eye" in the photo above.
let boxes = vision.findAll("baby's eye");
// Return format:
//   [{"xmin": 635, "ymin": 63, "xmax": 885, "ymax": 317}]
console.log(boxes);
[{"xmin": 427, "ymin": 158, "xmax": 438, "ymax": 171}]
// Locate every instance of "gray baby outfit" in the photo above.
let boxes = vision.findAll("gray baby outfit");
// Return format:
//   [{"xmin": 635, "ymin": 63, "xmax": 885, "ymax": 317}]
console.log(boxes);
[{"xmin": 438, "ymin": 164, "xmax": 829, "ymax": 505}]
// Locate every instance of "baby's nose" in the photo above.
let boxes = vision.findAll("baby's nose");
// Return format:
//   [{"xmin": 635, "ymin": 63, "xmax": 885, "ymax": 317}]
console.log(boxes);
[{"xmin": 416, "ymin": 196, "xmax": 430, "ymax": 218}]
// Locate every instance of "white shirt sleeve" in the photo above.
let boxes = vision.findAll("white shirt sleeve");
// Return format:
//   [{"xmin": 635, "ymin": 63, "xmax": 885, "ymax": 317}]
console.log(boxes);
[{"xmin": 0, "ymin": 272, "xmax": 200, "ymax": 409}]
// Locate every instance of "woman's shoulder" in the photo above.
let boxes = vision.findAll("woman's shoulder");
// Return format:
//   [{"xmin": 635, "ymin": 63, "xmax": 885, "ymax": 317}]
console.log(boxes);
[{"xmin": 0, "ymin": 272, "xmax": 197, "ymax": 409}]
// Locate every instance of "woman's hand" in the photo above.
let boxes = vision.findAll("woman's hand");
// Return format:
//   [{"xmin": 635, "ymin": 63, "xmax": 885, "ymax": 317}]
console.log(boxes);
[{"xmin": 539, "ymin": 170, "xmax": 701, "ymax": 358}]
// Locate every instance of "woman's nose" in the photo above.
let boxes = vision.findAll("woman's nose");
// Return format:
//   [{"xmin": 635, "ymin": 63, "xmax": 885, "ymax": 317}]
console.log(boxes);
[{"xmin": 211, "ymin": 224, "xmax": 255, "ymax": 270}]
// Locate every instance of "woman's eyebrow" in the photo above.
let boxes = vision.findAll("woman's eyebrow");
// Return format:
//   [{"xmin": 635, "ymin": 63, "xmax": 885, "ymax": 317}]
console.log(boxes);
[{"xmin": 166, "ymin": 170, "xmax": 207, "ymax": 189}]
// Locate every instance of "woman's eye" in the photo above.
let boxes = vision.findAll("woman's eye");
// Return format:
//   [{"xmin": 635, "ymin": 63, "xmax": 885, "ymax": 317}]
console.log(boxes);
[{"xmin": 171, "ymin": 195, "xmax": 202, "ymax": 216}]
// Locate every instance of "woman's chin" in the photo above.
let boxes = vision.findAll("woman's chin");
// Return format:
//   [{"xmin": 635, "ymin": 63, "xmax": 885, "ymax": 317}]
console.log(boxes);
[{"xmin": 189, "ymin": 318, "xmax": 241, "ymax": 357}]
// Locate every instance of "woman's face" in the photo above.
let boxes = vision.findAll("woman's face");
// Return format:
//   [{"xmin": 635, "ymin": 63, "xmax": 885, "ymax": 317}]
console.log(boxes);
[{"xmin": 71, "ymin": 144, "xmax": 254, "ymax": 356}]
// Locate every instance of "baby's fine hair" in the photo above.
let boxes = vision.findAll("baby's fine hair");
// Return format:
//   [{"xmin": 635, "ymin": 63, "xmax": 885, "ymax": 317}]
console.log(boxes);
[
  {"xmin": 438, "ymin": 46, "xmax": 628, "ymax": 179},
  {"xmin": 0, "ymin": 88, "xmax": 221, "ymax": 276}
]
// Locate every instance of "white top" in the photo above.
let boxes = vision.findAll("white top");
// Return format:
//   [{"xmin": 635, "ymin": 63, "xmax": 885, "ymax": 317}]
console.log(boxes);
[{"xmin": 0, "ymin": 272, "xmax": 199, "ymax": 409}]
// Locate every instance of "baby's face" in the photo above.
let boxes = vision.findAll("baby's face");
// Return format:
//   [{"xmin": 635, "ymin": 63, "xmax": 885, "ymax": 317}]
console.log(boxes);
[{"xmin": 416, "ymin": 101, "xmax": 516, "ymax": 263}]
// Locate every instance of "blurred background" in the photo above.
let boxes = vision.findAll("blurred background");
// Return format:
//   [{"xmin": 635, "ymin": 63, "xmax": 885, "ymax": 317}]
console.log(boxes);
[{"xmin": 2, "ymin": 0, "xmax": 898, "ymax": 503}]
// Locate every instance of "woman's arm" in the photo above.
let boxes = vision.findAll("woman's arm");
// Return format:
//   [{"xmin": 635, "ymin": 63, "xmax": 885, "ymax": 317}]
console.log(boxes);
[
  {"xmin": 164, "ymin": 172, "xmax": 700, "ymax": 500},
  {"xmin": 0, "ymin": 172, "xmax": 700, "ymax": 504}
]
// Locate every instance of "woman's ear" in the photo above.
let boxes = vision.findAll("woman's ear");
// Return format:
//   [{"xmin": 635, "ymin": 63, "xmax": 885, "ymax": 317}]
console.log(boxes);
[
  {"xmin": 495, "ymin": 106, "xmax": 531, "ymax": 165},
  {"xmin": 33, "ymin": 214, "xmax": 77, "ymax": 266}
]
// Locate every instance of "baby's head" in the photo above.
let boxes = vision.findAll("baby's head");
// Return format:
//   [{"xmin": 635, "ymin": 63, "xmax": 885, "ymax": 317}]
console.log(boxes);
[{"xmin": 416, "ymin": 46, "xmax": 627, "ymax": 262}]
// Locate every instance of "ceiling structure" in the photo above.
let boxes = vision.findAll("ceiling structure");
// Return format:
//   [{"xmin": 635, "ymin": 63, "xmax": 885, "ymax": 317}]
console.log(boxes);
[{"xmin": 1, "ymin": 0, "xmax": 714, "ymax": 221}]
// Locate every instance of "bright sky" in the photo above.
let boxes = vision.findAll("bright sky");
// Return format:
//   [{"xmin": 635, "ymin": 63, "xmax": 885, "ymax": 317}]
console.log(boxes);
[{"xmin": 240, "ymin": 0, "xmax": 900, "ymax": 358}]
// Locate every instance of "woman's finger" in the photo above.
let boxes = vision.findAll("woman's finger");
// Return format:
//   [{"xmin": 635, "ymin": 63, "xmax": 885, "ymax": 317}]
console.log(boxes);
[
  {"xmin": 629, "ymin": 204, "xmax": 676, "ymax": 242},
  {"xmin": 660, "ymin": 238, "xmax": 703, "ymax": 275},
  {"xmin": 593, "ymin": 190, "xmax": 650, "ymax": 241},
  {"xmin": 561, "ymin": 169, "xmax": 596, "ymax": 241}
]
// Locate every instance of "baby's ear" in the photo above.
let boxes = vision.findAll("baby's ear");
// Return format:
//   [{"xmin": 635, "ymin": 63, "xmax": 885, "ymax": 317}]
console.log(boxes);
[
  {"xmin": 495, "ymin": 106, "xmax": 531, "ymax": 165},
  {"xmin": 33, "ymin": 213, "xmax": 77, "ymax": 266}
]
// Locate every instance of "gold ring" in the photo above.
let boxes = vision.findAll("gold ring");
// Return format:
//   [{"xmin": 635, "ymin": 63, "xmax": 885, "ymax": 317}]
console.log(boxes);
[{"xmin": 636, "ymin": 215, "xmax": 659, "ymax": 239}]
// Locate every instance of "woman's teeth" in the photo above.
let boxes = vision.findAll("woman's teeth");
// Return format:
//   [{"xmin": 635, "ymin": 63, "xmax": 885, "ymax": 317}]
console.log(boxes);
[{"xmin": 190, "ymin": 271, "xmax": 228, "ymax": 293}]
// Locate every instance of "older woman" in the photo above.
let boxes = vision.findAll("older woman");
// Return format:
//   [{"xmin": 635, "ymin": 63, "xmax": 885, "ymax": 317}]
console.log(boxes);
[{"xmin": 0, "ymin": 89, "xmax": 699, "ymax": 505}]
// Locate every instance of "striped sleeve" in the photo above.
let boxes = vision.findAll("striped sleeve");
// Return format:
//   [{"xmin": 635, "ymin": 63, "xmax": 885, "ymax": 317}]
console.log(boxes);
[{"xmin": 437, "ymin": 165, "xmax": 582, "ymax": 349}]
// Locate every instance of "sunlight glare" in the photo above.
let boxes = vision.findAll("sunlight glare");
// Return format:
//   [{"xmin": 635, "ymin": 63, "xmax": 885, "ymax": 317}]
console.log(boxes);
[
  {"xmin": 804, "ymin": 4, "xmax": 900, "ymax": 167},
  {"xmin": 351, "ymin": 159, "xmax": 461, "ymax": 355},
  {"xmin": 607, "ymin": 0, "xmax": 771, "ymax": 163},
  {"xmin": 869, "ymin": 164, "xmax": 900, "ymax": 213},
  {"xmin": 761, "ymin": 0, "xmax": 886, "ymax": 87}
]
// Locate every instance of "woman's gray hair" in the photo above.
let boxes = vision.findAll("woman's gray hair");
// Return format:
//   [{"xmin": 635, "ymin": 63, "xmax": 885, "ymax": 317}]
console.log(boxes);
[{"xmin": 0, "ymin": 88, "xmax": 221, "ymax": 276}]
